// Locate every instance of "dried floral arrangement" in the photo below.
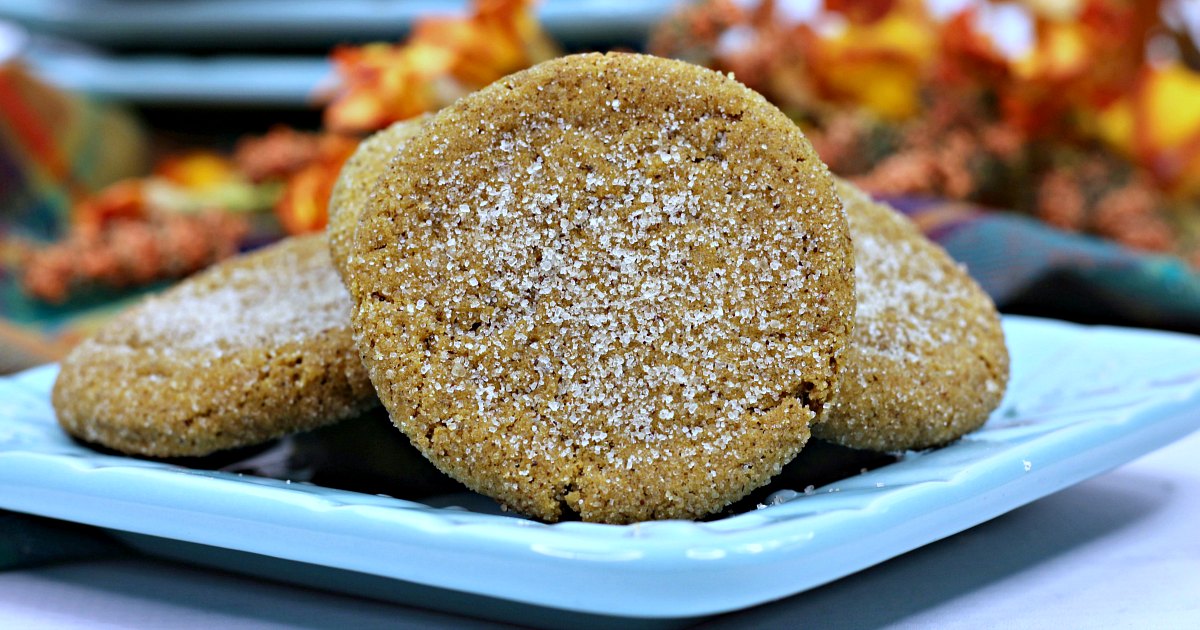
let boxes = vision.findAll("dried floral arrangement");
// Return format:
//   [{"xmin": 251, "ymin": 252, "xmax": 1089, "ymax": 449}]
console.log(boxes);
[
  {"xmin": 17, "ymin": 0, "xmax": 1200, "ymax": 303},
  {"xmin": 17, "ymin": 0, "xmax": 556, "ymax": 304},
  {"xmin": 650, "ymin": 0, "xmax": 1200, "ymax": 263}
]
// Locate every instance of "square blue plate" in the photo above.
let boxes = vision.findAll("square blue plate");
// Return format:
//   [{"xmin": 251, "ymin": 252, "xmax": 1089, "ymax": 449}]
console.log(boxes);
[{"xmin": 1, "ymin": 316, "xmax": 1198, "ymax": 621}]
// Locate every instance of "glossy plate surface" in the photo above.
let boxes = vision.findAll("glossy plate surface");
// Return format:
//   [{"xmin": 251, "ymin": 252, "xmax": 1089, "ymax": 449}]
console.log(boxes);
[{"xmin": 2, "ymin": 316, "xmax": 1199, "ymax": 619}]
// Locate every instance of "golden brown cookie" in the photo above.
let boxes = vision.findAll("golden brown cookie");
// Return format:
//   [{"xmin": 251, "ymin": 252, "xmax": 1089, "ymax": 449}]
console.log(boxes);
[
  {"xmin": 816, "ymin": 180, "xmax": 1009, "ymax": 452},
  {"xmin": 349, "ymin": 52, "xmax": 855, "ymax": 523},
  {"xmin": 53, "ymin": 234, "xmax": 378, "ymax": 457},
  {"xmin": 327, "ymin": 115, "xmax": 430, "ymax": 287}
]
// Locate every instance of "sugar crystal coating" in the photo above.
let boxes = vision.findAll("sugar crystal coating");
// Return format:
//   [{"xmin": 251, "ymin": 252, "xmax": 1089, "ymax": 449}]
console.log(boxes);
[
  {"xmin": 328, "ymin": 115, "xmax": 431, "ymax": 288},
  {"xmin": 53, "ymin": 235, "xmax": 378, "ymax": 456},
  {"xmin": 349, "ymin": 53, "xmax": 855, "ymax": 523},
  {"xmin": 817, "ymin": 180, "xmax": 1009, "ymax": 451}
]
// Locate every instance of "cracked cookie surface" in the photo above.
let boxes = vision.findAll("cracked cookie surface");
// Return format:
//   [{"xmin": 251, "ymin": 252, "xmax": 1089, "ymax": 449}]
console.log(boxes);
[
  {"xmin": 53, "ymin": 234, "xmax": 378, "ymax": 456},
  {"xmin": 349, "ymin": 53, "xmax": 854, "ymax": 523}
]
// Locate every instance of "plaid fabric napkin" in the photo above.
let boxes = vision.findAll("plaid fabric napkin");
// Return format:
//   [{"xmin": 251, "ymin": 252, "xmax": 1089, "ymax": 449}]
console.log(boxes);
[
  {"xmin": 0, "ymin": 61, "xmax": 146, "ymax": 241},
  {"xmin": 0, "ymin": 59, "xmax": 149, "ymax": 372},
  {"xmin": 890, "ymin": 198, "xmax": 1200, "ymax": 334}
]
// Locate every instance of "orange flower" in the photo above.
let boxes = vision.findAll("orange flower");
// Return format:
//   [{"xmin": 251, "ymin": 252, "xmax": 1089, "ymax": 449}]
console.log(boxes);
[
  {"xmin": 932, "ymin": 1, "xmax": 1158, "ymax": 138},
  {"xmin": 73, "ymin": 179, "xmax": 146, "ymax": 237},
  {"xmin": 234, "ymin": 126, "xmax": 324, "ymax": 182},
  {"xmin": 324, "ymin": 0, "xmax": 557, "ymax": 134},
  {"xmin": 415, "ymin": 0, "xmax": 559, "ymax": 87},
  {"xmin": 825, "ymin": 0, "xmax": 899, "ymax": 25},
  {"xmin": 324, "ymin": 42, "xmax": 455, "ymax": 133},
  {"xmin": 807, "ymin": 2, "xmax": 935, "ymax": 121},
  {"xmin": 1012, "ymin": 19, "xmax": 1088, "ymax": 82},
  {"xmin": 1091, "ymin": 62, "xmax": 1200, "ymax": 197},
  {"xmin": 273, "ymin": 134, "xmax": 359, "ymax": 234},
  {"xmin": 154, "ymin": 152, "xmax": 239, "ymax": 190}
]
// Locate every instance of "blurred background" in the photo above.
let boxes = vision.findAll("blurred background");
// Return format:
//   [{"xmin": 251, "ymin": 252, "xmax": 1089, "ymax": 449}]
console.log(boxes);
[{"xmin": 3, "ymin": 0, "xmax": 1200, "ymax": 373}]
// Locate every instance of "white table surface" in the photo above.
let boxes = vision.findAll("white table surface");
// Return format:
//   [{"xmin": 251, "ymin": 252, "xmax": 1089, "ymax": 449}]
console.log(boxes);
[{"xmin": 2, "ymin": 428, "xmax": 1199, "ymax": 630}]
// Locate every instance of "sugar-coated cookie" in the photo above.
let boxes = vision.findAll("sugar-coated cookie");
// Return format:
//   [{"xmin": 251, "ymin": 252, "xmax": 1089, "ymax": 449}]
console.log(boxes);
[
  {"xmin": 53, "ymin": 235, "xmax": 378, "ymax": 456},
  {"xmin": 816, "ymin": 180, "xmax": 1008, "ymax": 451},
  {"xmin": 349, "ymin": 53, "xmax": 855, "ymax": 523},
  {"xmin": 327, "ymin": 115, "xmax": 430, "ymax": 288}
]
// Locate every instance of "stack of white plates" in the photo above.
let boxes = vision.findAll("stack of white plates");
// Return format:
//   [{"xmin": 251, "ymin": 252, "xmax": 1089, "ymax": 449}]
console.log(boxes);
[{"xmin": 0, "ymin": 0, "xmax": 672, "ymax": 105}]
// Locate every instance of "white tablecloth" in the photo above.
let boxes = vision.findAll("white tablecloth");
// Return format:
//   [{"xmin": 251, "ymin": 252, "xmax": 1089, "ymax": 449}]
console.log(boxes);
[{"xmin": 3, "ymin": 428, "xmax": 1199, "ymax": 629}]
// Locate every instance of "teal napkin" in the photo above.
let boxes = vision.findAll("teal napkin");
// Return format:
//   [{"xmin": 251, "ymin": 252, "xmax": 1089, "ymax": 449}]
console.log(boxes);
[{"xmin": 889, "ymin": 198, "xmax": 1200, "ymax": 333}]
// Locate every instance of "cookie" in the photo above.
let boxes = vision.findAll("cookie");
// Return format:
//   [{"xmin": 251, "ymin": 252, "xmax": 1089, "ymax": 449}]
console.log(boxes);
[
  {"xmin": 815, "ymin": 179, "xmax": 1008, "ymax": 452},
  {"xmin": 349, "ymin": 52, "xmax": 855, "ymax": 523},
  {"xmin": 53, "ymin": 234, "xmax": 378, "ymax": 457},
  {"xmin": 327, "ymin": 115, "xmax": 430, "ymax": 287}
]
